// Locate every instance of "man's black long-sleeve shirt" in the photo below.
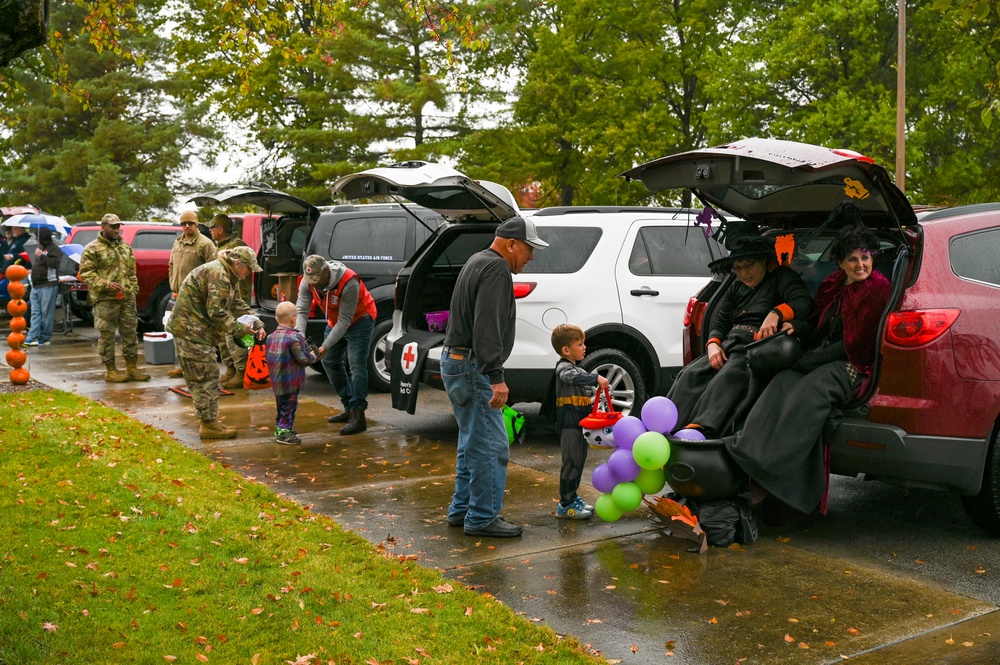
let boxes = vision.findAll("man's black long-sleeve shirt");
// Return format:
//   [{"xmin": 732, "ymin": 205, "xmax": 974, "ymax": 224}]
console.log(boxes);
[{"xmin": 444, "ymin": 248, "xmax": 515, "ymax": 384}]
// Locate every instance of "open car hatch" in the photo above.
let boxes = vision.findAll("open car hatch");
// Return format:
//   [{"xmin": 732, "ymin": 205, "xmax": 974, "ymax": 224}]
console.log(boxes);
[
  {"xmin": 621, "ymin": 138, "xmax": 916, "ymax": 229},
  {"xmin": 332, "ymin": 161, "xmax": 519, "ymax": 223},
  {"xmin": 188, "ymin": 185, "xmax": 320, "ymax": 221}
]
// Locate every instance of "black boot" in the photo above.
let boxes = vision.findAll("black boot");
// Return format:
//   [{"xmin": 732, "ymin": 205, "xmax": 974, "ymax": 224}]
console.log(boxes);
[
  {"xmin": 327, "ymin": 410, "xmax": 351, "ymax": 424},
  {"xmin": 340, "ymin": 407, "xmax": 367, "ymax": 435}
]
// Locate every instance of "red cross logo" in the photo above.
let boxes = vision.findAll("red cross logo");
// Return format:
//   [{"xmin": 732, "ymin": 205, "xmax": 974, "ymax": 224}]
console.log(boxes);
[{"xmin": 401, "ymin": 342, "xmax": 419, "ymax": 375}]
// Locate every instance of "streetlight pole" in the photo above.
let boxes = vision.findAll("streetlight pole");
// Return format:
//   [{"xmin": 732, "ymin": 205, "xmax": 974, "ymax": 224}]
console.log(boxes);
[{"xmin": 896, "ymin": 0, "xmax": 906, "ymax": 192}]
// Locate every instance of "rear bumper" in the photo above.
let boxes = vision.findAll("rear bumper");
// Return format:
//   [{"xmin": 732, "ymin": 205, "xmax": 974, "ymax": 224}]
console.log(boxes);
[{"xmin": 829, "ymin": 418, "xmax": 989, "ymax": 496}]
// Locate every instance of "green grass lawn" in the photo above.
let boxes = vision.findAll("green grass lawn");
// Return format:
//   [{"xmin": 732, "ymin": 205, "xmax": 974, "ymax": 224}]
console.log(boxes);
[{"xmin": 0, "ymin": 390, "xmax": 603, "ymax": 664}]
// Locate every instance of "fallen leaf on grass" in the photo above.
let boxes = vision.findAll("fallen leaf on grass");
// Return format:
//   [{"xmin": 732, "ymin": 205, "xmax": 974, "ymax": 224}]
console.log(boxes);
[
  {"xmin": 42, "ymin": 622, "xmax": 58, "ymax": 632},
  {"xmin": 432, "ymin": 583, "xmax": 453, "ymax": 593},
  {"xmin": 163, "ymin": 656, "xmax": 176, "ymax": 662},
  {"xmin": 708, "ymin": 617, "xmax": 718, "ymax": 624},
  {"xmin": 465, "ymin": 607, "xmax": 473, "ymax": 616},
  {"xmin": 784, "ymin": 634, "xmax": 795, "ymax": 643},
  {"xmin": 233, "ymin": 558, "xmax": 249, "ymax": 564},
  {"xmin": 195, "ymin": 654, "xmax": 209, "ymax": 662}
]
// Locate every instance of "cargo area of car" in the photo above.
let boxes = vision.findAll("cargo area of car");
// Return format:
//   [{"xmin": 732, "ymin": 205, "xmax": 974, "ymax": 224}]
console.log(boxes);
[
  {"xmin": 398, "ymin": 226, "xmax": 496, "ymax": 333},
  {"xmin": 256, "ymin": 215, "xmax": 311, "ymax": 313}
]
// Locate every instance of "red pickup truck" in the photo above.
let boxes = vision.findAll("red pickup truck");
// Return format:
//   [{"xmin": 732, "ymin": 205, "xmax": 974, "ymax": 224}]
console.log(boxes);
[{"xmin": 65, "ymin": 221, "xmax": 182, "ymax": 331}]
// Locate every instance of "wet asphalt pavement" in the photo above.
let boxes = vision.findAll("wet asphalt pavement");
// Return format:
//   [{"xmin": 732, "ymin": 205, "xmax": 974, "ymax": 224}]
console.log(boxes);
[{"xmin": 10, "ymin": 326, "xmax": 1000, "ymax": 664}]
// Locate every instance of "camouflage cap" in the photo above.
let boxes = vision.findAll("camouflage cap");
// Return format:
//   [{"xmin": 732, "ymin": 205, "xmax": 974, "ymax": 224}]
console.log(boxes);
[
  {"xmin": 302, "ymin": 254, "xmax": 328, "ymax": 285},
  {"xmin": 209, "ymin": 214, "xmax": 233, "ymax": 231},
  {"xmin": 101, "ymin": 213, "xmax": 121, "ymax": 225},
  {"xmin": 226, "ymin": 246, "xmax": 262, "ymax": 272}
]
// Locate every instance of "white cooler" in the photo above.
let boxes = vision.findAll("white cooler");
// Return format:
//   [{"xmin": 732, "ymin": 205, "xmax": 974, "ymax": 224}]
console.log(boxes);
[{"xmin": 143, "ymin": 332, "xmax": 175, "ymax": 365}]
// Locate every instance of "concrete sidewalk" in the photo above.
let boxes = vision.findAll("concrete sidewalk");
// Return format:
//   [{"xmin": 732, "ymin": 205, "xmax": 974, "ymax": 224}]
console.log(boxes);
[{"xmin": 12, "ymin": 328, "xmax": 1000, "ymax": 664}]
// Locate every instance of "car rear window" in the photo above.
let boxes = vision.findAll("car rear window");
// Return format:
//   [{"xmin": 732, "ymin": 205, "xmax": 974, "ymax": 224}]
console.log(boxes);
[
  {"xmin": 628, "ymin": 226, "xmax": 725, "ymax": 276},
  {"xmin": 132, "ymin": 230, "xmax": 181, "ymax": 250},
  {"xmin": 521, "ymin": 226, "xmax": 602, "ymax": 274},
  {"xmin": 329, "ymin": 216, "xmax": 407, "ymax": 261},
  {"xmin": 70, "ymin": 230, "xmax": 100, "ymax": 246},
  {"xmin": 951, "ymin": 228, "xmax": 1000, "ymax": 287}
]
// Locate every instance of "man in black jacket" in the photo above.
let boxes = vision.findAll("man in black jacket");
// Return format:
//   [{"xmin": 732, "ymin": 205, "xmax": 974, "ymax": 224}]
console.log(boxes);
[
  {"xmin": 442, "ymin": 216, "xmax": 548, "ymax": 538},
  {"xmin": 24, "ymin": 228, "xmax": 63, "ymax": 346}
]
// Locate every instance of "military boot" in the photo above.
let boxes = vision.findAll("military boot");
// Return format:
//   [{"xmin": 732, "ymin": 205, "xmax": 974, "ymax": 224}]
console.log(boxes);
[
  {"xmin": 167, "ymin": 367, "xmax": 184, "ymax": 378},
  {"xmin": 340, "ymin": 408, "xmax": 367, "ymax": 435},
  {"xmin": 219, "ymin": 365, "xmax": 237, "ymax": 383},
  {"xmin": 125, "ymin": 360, "xmax": 151, "ymax": 381},
  {"xmin": 199, "ymin": 420, "xmax": 237, "ymax": 440},
  {"xmin": 222, "ymin": 371, "xmax": 245, "ymax": 390},
  {"xmin": 104, "ymin": 363, "xmax": 129, "ymax": 383}
]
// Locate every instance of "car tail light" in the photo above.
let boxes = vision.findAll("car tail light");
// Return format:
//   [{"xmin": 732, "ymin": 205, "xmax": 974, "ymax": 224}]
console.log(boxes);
[
  {"xmin": 885, "ymin": 309, "xmax": 960, "ymax": 347},
  {"xmin": 513, "ymin": 282, "xmax": 536, "ymax": 299},
  {"xmin": 683, "ymin": 297, "xmax": 698, "ymax": 327}
]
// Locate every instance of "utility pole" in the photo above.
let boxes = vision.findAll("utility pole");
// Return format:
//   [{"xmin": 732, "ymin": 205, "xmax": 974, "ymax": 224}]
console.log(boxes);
[{"xmin": 896, "ymin": 0, "xmax": 906, "ymax": 192}]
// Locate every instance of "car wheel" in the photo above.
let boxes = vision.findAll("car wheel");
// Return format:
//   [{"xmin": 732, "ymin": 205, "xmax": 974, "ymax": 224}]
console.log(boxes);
[
  {"xmin": 961, "ymin": 428, "xmax": 1000, "ymax": 535},
  {"xmin": 581, "ymin": 348, "xmax": 646, "ymax": 417},
  {"xmin": 71, "ymin": 299, "xmax": 93, "ymax": 326},
  {"xmin": 368, "ymin": 319, "xmax": 393, "ymax": 393},
  {"xmin": 151, "ymin": 291, "xmax": 172, "ymax": 333}
]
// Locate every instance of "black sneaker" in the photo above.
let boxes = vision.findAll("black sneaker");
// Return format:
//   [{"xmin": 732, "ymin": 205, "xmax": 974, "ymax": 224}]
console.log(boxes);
[
  {"xmin": 275, "ymin": 430, "xmax": 302, "ymax": 445},
  {"xmin": 464, "ymin": 516, "xmax": 523, "ymax": 538}
]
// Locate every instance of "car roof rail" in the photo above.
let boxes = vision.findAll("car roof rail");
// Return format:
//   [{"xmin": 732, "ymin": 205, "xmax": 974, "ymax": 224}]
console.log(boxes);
[
  {"xmin": 918, "ymin": 202, "xmax": 1000, "ymax": 222},
  {"xmin": 533, "ymin": 206, "xmax": 696, "ymax": 217}
]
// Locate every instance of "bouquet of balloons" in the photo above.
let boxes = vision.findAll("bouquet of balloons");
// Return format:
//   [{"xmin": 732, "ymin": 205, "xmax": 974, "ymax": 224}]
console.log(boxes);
[{"xmin": 590, "ymin": 396, "xmax": 708, "ymax": 522}]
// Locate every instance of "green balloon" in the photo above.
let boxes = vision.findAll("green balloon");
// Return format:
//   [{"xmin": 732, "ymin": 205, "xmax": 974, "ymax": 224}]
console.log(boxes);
[
  {"xmin": 635, "ymin": 467, "xmax": 666, "ymax": 495},
  {"xmin": 595, "ymin": 493, "xmax": 624, "ymax": 522},
  {"xmin": 611, "ymin": 481, "xmax": 643, "ymax": 512},
  {"xmin": 631, "ymin": 431, "xmax": 671, "ymax": 470}
]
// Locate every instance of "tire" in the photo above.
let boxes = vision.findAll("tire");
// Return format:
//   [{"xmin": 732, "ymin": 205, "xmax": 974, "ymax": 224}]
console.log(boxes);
[
  {"xmin": 581, "ymin": 348, "xmax": 646, "ymax": 417},
  {"xmin": 961, "ymin": 428, "xmax": 1000, "ymax": 535},
  {"xmin": 151, "ymin": 292, "xmax": 172, "ymax": 333},
  {"xmin": 70, "ymin": 298, "xmax": 93, "ymax": 326},
  {"xmin": 367, "ymin": 318, "xmax": 394, "ymax": 393}
]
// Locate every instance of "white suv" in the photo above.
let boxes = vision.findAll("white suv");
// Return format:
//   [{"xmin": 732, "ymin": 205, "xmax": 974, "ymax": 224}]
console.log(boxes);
[{"xmin": 331, "ymin": 163, "xmax": 726, "ymax": 415}]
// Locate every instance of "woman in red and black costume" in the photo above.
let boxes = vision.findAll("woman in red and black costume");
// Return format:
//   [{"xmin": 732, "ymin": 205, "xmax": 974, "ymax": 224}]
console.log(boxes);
[
  {"xmin": 667, "ymin": 234, "xmax": 811, "ymax": 438},
  {"xmin": 724, "ymin": 215, "xmax": 890, "ymax": 522}
]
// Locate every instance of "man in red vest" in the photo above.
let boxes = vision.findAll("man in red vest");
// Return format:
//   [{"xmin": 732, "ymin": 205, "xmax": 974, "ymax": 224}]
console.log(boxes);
[{"xmin": 296, "ymin": 255, "xmax": 377, "ymax": 435}]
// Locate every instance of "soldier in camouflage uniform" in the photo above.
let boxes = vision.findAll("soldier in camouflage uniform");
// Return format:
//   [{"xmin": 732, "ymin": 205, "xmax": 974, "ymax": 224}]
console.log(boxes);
[
  {"xmin": 209, "ymin": 214, "xmax": 252, "ymax": 389},
  {"xmin": 78, "ymin": 213, "xmax": 151, "ymax": 383},
  {"xmin": 166, "ymin": 245, "xmax": 264, "ymax": 439},
  {"xmin": 166, "ymin": 210, "xmax": 217, "ymax": 378}
]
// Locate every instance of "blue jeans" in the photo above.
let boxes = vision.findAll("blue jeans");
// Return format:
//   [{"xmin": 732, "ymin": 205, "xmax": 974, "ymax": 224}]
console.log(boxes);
[
  {"xmin": 442, "ymin": 349, "xmax": 509, "ymax": 530},
  {"xmin": 321, "ymin": 315, "xmax": 374, "ymax": 411},
  {"xmin": 26, "ymin": 285, "xmax": 59, "ymax": 343}
]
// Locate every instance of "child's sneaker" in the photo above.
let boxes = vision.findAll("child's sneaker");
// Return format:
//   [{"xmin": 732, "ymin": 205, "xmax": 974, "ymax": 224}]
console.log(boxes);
[
  {"xmin": 556, "ymin": 496, "xmax": 593, "ymax": 520},
  {"xmin": 275, "ymin": 428, "xmax": 301, "ymax": 445}
]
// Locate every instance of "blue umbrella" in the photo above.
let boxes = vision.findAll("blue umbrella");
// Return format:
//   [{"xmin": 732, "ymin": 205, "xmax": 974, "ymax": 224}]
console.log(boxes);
[
  {"xmin": 3, "ymin": 213, "xmax": 72, "ymax": 237},
  {"xmin": 61, "ymin": 243, "xmax": 85, "ymax": 264}
]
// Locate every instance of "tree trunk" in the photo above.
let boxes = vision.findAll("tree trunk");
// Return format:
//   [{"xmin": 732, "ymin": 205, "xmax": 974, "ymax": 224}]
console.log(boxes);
[{"xmin": 0, "ymin": 0, "xmax": 48, "ymax": 67}]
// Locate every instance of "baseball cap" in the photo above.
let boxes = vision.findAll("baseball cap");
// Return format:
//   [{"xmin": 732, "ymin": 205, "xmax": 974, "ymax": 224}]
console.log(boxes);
[
  {"xmin": 227, "ymin": 246, "xmax": 262, "ymax": 272},
  {"xmin": 495, "ymin": 216, "xmax": 548, "ymax": 249},
  {"xmin": 302, "ymin": 254, "xmax": 329, "ymax": 285},
  {"xmin": 209, "ymin": 214, "xmax": 233, "ymax": 232},
  {"xmin": 101, "ymin": 213, "xmax": 121, "ymax": 226}
]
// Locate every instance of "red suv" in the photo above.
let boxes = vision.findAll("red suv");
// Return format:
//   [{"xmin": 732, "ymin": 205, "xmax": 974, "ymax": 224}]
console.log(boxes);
[
  {"xmin": 65, "ymin": 221, "xmax": 182, "ymax": 331},
  {"xmin": 624, "ymin": 138, "xmax": 1000, "ymax": 534}
]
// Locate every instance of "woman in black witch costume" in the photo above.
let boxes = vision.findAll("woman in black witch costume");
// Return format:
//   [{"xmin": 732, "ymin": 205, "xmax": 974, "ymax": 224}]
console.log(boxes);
[
  {"xmin": 667, "ymin": 234, "xmax": 811, "ymax": 438},
  {"xmin": 723, "ymin": 216, "xmax": 891, "ymax": 521}
]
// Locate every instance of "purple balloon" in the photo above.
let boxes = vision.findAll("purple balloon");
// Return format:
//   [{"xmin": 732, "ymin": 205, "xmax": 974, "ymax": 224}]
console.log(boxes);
[
  {"xmin": 612, "ymin": 415, "xmax": 647, "ymax": 450},
  {"xmin": 672, "ymin": 427, "xmax": 707, "ymax": 441},
  {"xmin": 608, "ymin": 448, "xmax": 642, "ymax": 483},
  {"xmin": 591, "ymin": 463, "xmax": 617, "ymax": 494},
  {"xmin": 641, "ymin": 396, "xmax": 679, "ymax": 434}
]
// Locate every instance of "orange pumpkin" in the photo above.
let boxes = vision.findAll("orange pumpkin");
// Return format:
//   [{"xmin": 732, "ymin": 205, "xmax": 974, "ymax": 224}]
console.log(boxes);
[
  {"xmin": 6, "ymin": 299, "xmax": 27, "ymax": 317},
  {"xmin": 9, "ymin": 316, "xmax": 26, "ymax": 333},
  {"xmin": 9, "ymin": 367, "xmax": 30, "ymax": 385},
  {"xmin": 7, "ymin": 332, "xmax": 25, "ymax": 349},
  {"xmin": 6, "ymin": 281, "xmax": 25, "ymax": 300},
  {"xmin": 6, "ymin": 349, "xmax": 26, "ymax": 368},
  {"xmin": 4, "ymin": 264, "xmax": 28, "ymax": 281}
]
